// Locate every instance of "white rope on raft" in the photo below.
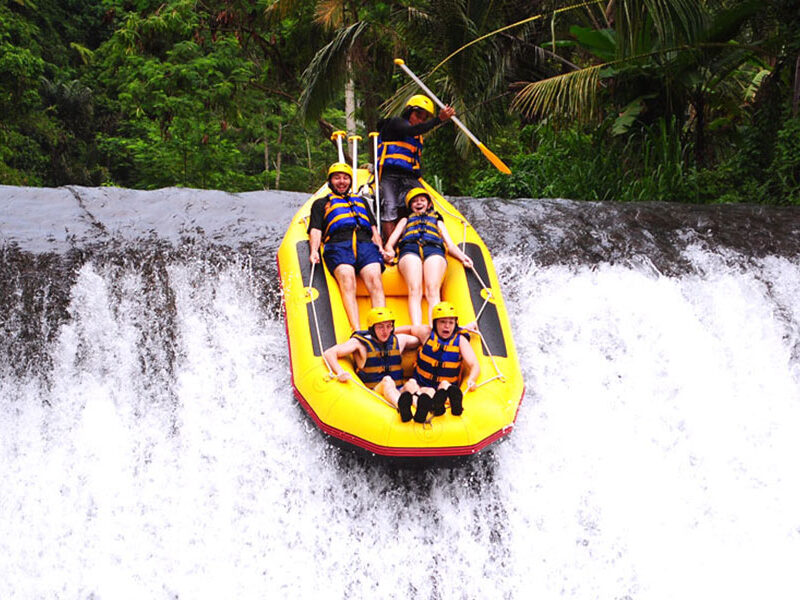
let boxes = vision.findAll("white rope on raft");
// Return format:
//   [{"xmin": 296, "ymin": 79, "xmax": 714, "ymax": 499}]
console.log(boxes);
[
  {"xmin": 306, "ymin": 260, "xmax": 335, "ymax": 380},
  {"xmin": 306, "ymin": 258, "xmax": 396, "ymax": 408},
  {"xmin": 429, "ymin": 194, "xmax": 506, "ymax": 384},
  {"xmin": 306, "ymin": 187, "xmax": 505, "ymax": 410}
]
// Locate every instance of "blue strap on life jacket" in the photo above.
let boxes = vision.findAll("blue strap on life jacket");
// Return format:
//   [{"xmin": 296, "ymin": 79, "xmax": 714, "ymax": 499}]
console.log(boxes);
[
  {"xmin": 399, "ymin": 212, "xmax": 444, "ymax": 252},
  {"xmin": 377, "ymin": 133, "xmax": 423, "ymax": 176},
  {"xmin": 351, "ymin": 330, "xmax": 404, "ymax": 389},
  {"xmin": 323, "ymin": 193, "xmax": 373, "ymax": 243},
  {"xmin": 413, "ymin": 327, "xmax": 470, "ymax": 388}
]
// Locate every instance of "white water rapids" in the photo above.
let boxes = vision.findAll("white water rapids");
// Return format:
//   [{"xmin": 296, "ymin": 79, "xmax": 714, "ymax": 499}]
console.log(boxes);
[{"xmin": 1, "ymin": 186, "xmax": 800, "ymax": 598}]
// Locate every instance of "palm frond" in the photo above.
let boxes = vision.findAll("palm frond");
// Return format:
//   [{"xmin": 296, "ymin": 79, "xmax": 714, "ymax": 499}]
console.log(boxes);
[
  {"xmin": 315, "ymin": 0, "xmax": 344, "ymax": 30},
  {"xmin": 263, "ymin": 0, "xmax": 297, "ymax": 20},
  {"xmin": 298, "ymin": 21, "xmax": 368, "ymax": 122},
  {"xmin": 510, "ymin": 64, "xmax": 603, "ymax": 124}
]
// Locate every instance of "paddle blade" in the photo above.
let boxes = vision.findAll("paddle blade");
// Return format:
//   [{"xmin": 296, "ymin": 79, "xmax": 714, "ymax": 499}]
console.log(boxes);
[{"xmin": 477, "ymin": 142, "xmax": 511, "ymax": 175}]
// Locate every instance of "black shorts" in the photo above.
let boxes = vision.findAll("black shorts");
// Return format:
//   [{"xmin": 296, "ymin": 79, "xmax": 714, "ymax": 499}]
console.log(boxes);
[{"xmin": 379, "ymin": 173, "xmax": 420, "ymax": 222}]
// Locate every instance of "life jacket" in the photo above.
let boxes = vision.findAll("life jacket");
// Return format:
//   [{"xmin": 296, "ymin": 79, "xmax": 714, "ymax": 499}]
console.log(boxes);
[
  {"xmin": 351, "ymin": 330, "xmax": 404, "ymax": 389},
  {"xmin": 399, "ymin": 212, "xmax": 444, "ymax": 253},
  {"xmin": 322, "ymin": 192, "xmax": 373, "ymax": 244},
  {"xmin": 377, "ymin": 131, "xmax": 423, "ymax": 176},
  {"xmin": 413, "ymin": 327, "xmax": 470, "ymax": 388}
]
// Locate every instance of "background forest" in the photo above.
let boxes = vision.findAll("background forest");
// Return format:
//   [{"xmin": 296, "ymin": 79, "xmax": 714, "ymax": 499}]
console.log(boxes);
[{"xmin": 1, "ymin": 0, "xmax": 799, "ymax": 203}]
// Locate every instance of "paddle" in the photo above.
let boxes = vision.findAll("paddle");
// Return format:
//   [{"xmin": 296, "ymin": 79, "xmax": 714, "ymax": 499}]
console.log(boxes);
[
  {"xmin": 348, "ymin": 134, "xmax": 361, "ymax": 195},
  {"xmin": 394, "ymin": 58, "xmax": 511, "ymax": 175},
  {"xmin": 368, "ymin": 131, "xmax": 381, "ymax": 223}
]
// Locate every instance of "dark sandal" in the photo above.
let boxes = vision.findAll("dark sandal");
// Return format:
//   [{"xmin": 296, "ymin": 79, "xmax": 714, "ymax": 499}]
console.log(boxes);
[
  {"xmin": 414, "ymin": 393, "xmax": 432, "ymax": 423},
  {"xmin": 448, "ymin": 386, "xmax": 463, "ymax": 416},
  {"xmin": 431, "ymin": 388, "xmax": 448, "ymax": 416},
  {"xmin": 398, "ymin": 391, "xmax": 413, "ymax": 423}
]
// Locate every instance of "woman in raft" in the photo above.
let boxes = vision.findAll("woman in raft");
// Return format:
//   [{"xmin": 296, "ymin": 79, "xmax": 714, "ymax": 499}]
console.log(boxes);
[{"xmin": 383, "ymin": 187, "xmax": 473, "ymax": 326}]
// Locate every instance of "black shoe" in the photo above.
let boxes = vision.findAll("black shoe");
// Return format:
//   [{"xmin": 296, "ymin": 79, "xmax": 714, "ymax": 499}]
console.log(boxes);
[
  {"xmin": 448, "ymin": 386, "xmax": 463, "ymax": 416},
  {"xmin": 414, "ymin": 394, "xmax": 432, "ymax": 423},
  {"xmin": 431, "ymin": 388, "xmax": 448, "ymax": 416},
  {"xmin": 398, "ymin": 392, "xmax": 413, "ymax": 423}
]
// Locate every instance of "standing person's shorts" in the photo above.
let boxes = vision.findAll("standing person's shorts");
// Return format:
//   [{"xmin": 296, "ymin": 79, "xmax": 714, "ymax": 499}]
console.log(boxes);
[
  {"xmin": 323, "ymin": 240, "xmax": 383, "ymax": 274},
  {"xmin": 379, "ymin": 172, "xmax": 421, "ymax": 222}
]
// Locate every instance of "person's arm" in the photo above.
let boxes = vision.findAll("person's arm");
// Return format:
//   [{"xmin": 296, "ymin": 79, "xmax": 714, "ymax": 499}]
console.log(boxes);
[
  {"xmin": 383, "ymin": 111, "xmax": 453, "ymax": 139},
  {"xmin": 383, "ymin": 217, "xmax": 408, "ymax": 262},
  {"xmin": 307, "ymin": 198, "xmax": 325, "ymax": 263},
  {"xmin": 459, "ymin": 335, "xmax": 480, "ymax": 391},
  {"xmin": 396, "ymin": 332, "xmax": 421, "ymax": 353},
  {"xmin": 395, "ymin": 323, "xmax": 431, "ymax": 343},
  {"xmin": 322, "ymin": 338, "xmax": 363, "ymax": 382},
  {"xmin": 437, "ymin": 218, "xmax": 473, "ymax": 268},
  {"xmin": 309, "ymin": 228, "xmax": 322, "ymax": 264}
]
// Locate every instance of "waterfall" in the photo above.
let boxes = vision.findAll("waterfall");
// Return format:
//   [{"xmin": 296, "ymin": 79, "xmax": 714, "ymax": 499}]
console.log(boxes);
[{"xmin": 2, "ymin": 185, "xmax": 799, "ymax": 598}]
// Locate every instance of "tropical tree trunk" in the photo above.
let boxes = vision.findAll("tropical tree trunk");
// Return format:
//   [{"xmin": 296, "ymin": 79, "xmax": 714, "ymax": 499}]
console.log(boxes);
[
  {"xmin": 793, "ymin": 53, "xmax": 800, "ymax": 116},
  {"xmin": 275, "ymin": 121, "xmax": 282, "ymax": 190},
  {"xmin": 345, "ymin": 54, "xmax": 356, "ymax": 134},
  {"xmin": 264, "ymin": 135, "xmax": 270, "ymax": 190},
  {"xmin": 693, "ymin": 92, "xmax": 706, "ymax": 168}
]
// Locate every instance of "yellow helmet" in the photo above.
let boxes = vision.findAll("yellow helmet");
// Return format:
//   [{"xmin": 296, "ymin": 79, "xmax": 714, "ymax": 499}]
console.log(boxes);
[
  {"xmin": 405, "ymin": 94, "xmax": 435, "ymax": 116},
  {"xmin": 366, "ymin": 306, "xmax": 395, "ymax": 328},
  {"xmin": 327, "ymin": 162, "xmax": 353, "ymax": 179},
  {"xmin": 405, "ymin": 187, "xmax": 432, "ymax": 209},
  {"xmin": 431, "ymin": 301, "xmax": 457, "ymax": 321}
]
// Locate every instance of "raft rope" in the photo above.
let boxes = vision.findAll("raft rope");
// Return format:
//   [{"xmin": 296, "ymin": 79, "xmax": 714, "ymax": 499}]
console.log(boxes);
[
  {"xmin": 430, "ymin": 194, "xmax": 507, "ymax": 387},
  {"xmin": 306, "ymin": 260, "xmax": 335, "ymax": 379},
  {"xmin": 304, "ymin": 192, "xmax": 504, "ymax": 412},
  {"xmin": 306, "ymin": 259, "xmax": 398, "ymax": 410}
]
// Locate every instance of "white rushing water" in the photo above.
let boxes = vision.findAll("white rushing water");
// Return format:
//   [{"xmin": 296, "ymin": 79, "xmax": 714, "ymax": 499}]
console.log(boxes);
[{"xmin": 2, "ymin": 242, "xmax": 800, "ymax": 598}]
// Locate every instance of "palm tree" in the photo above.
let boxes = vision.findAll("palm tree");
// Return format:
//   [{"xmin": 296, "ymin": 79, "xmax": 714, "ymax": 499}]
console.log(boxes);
[
  {"xmin": 295, "ymin": 0, "xmax": 400, "ymax": 135},
  {"xmin": 385, "ymin": 0, "xmax": 546, "ymax": 157},
  {"xmin": 507, "ymin": 0, "xmax": 768, "ymax": 164}
]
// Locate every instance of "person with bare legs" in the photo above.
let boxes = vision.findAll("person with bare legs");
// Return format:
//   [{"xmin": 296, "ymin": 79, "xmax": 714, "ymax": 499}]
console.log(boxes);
[
  {"xmin": 384, "ymin": 187, "xmax": 473, "ymax": 325},
  {"xmin": 308, "ymin": 162, "xmax": 387, "ymax": 330}
]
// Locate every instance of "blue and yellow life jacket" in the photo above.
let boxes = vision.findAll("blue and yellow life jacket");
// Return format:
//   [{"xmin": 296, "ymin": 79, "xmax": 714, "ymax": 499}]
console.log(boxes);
[
  {"xmin": 322, "ymin": 192, "xmax": 373, "ymax": 243},
  {"xmin": 377, "ymin": 133, "xmax": 423, "ymax": 176},
  {"xmin": 413, "ymin": 328, "xmax": 470, "ymax": 388},
  {"xmin": 399, "ymin": 212, "xmax": 444, "ymax": 253},
  {"xmin": 351, "ymin": 330, "xmax": 404, "ymax": 389}
]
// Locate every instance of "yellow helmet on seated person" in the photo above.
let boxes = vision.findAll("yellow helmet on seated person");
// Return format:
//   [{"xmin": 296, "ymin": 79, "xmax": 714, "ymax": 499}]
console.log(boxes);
[
  {"xmin": 404, "ymin": 94, "xmax": 435, "ymax": 117},
  {"xmin": 327, "ymin": 162, "xmax": 353, "ymax": 179},
  {"xmin": 366, "ymin": 306, "xmax": 395, "ymax": 328},
  {"xmin": 431, "ymin": 301, "xmax": 457, "ymax": 321},
  {"xmin": 405, "ymin": 187, "xmax": 432, "ymax": 209}
]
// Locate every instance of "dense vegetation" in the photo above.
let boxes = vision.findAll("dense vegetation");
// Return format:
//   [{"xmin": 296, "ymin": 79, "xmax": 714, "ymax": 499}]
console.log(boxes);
[{"xmin": 1, "ymin": 0, "xmax": 798, "ymax": 203}]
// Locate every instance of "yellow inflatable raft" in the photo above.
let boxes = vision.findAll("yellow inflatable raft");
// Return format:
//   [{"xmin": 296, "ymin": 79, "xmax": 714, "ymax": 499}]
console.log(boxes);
[{"xmin": 277, "ymin": 169, "xmax": 524, "ymax": 458}]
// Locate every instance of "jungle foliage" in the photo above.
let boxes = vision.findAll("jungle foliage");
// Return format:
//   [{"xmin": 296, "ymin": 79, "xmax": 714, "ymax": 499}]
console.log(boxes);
[{"xmin": 1, "ymin": 0, "xmax": 799, "ymax": 204}]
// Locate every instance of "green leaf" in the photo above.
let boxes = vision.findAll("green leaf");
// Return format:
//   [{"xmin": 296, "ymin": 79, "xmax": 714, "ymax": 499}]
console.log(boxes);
[{"xmin": 569, "ymin": 26, "xmax": 617, "ymax": 61}]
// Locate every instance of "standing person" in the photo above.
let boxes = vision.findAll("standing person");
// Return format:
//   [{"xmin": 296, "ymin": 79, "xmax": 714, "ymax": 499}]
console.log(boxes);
[
  {"xmin": 376, "ymin": 94, "xmax": 455, "ymax": 241},
  {"xmin": 323, "ymin": 307, "xmax": 420, "ymax": 416},
  {"xmin": 308, "ymin": 162, "xmax": 387, "ymax": 331},
  {"xmin": 395, "ymin": 301, "xmax": 480, "ymax": 423},
  {"xmin": 383, "ymin": 187, "xmax": 474, "ymax": 326}
]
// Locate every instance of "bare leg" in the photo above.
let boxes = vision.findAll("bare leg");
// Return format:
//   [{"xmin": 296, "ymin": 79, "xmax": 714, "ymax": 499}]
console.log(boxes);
[
  {"xmin": 398, "ymin": 254, "xmax": 424, "ymax": 326},
  {"xmin": 422, "ymin": 254, "xmax": 447, "ymax": 325},
  {"xmin": 377, "ymin": 376, "xmax": 401, "ymax": 408},
  {"xmin": 359, "ymin": 262, "xmax": 385, "ymax": 308},
  {"xmin": 333, "ymin": 263, "xmax": 360, "ymax": 330}
]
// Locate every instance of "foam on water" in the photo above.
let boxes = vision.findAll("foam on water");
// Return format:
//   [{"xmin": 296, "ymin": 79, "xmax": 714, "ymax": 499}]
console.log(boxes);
[{"xmin": 2, "ymin": 190, "xmax": 800, "ymax": 598}]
